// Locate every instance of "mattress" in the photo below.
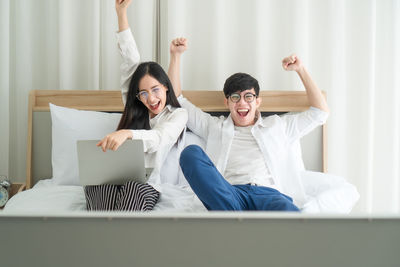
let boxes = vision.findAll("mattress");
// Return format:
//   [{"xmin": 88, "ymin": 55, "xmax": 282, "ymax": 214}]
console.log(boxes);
[{"xmin": 3, "ymin": 171, "xmax": 359, "ymax": 214}]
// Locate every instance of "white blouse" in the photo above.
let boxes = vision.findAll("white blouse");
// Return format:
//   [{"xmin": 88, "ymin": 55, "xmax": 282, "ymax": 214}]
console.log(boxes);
[
  {"xmin": 117, "ymin": 28, "xmax": 188, "ymax": 190},
  {"xmin": 117, "ymin": 28, "xmax": 140, "ymax": 105}
]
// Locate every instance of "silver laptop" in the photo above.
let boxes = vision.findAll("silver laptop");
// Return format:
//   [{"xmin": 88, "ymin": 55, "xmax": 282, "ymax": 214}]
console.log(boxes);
[{"xmin": 77, "ymin": 140, "xmax": 152, "ymax": 186}]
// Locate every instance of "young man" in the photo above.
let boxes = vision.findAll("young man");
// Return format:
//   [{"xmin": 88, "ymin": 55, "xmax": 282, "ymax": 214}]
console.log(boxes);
[{"xmin": 169, "ymin": 39, "xmax": 329, "ymax": 211}]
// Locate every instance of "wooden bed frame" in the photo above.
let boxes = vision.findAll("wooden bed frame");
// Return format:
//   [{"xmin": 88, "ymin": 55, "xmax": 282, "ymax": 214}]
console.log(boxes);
[
  {"xmin": 26, "ymin": 89, "xmax": 327, "ymax": 189},
  {"xmin": 1, "ymin": 90, "xmax": 399, "ymax": 267}
]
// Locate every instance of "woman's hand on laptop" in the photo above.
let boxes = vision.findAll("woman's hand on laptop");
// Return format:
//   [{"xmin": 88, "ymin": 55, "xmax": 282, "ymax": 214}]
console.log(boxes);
[{"xmin": 96, "ymin": 130, "xmax": 133, "ymax": 152}]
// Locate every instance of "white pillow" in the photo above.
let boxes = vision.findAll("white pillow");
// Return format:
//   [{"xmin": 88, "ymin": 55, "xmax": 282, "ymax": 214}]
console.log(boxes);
[
  {"xmin": 49, "ymin": 103, "xmax": 122, "ymax": 185},
  {"xmin": 159, "ymin": 131, "xmax": 206, "ymax": 186},
  {"xmin": 159, "ymin": 144, "xmax": 180, "ymax": 185},
  {"xmin": 178, "ymin": 131, "xmax": 206, "ymax": 186},
  {"xmin": 184, "ymin": 130, "xmax": 206, "ymax": 149},
  {"xmin": 301, "ymin": 170, "xmax": 360, "ymax": 213}
]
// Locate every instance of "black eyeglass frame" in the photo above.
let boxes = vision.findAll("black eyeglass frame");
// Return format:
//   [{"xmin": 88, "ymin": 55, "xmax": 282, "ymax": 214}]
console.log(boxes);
[{"xmin": 227, "ymin": 92, "xmax": 258, "ymax": 103}]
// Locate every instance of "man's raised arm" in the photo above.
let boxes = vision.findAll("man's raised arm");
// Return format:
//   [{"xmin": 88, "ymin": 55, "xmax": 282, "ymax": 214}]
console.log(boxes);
[
  {"xmin": 282, "ymin": 54, "xmax": 330, "ymax": 113},
  {"xmin": 168, "ymin": 38, "xmax": 187, "ymax": 97}
]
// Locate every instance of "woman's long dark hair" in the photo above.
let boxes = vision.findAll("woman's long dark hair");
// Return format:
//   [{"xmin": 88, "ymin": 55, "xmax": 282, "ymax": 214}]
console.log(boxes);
[{"xmin": 117, "ymin": 62, "xmax": 181, "ymax": 130}]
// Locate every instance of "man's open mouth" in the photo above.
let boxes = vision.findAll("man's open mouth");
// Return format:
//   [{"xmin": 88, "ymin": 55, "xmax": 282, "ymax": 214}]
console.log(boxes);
[{"xmin": 237, "ymin": 108, "xmax": 249, "ymax": 117}]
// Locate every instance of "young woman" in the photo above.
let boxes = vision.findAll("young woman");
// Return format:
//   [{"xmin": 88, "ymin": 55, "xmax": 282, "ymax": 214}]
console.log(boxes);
[{"xmin": 84, "ymin": 0, "xmax": 188, "ymax": 211}]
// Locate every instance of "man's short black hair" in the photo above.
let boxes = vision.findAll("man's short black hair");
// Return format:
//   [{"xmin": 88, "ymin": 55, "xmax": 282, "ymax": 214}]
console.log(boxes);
[{"xmin": 223, "ymin": 72, "xmax": 260, "ymax": 98}]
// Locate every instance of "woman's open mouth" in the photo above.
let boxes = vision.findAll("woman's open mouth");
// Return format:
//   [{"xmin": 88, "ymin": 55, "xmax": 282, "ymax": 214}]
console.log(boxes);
[{"xmin": 149, "ymin": 101, "xmax": 160, "ymax": 111}]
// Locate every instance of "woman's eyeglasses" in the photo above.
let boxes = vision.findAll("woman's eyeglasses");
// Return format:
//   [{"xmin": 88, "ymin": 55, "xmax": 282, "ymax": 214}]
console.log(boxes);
[
  {"xmin": 136, "ymin": 87, "xmax": 163, "ymax": 102},
  {"xmin": 228, "ymin": 92, "xmax": 257, "ymax": 103}
]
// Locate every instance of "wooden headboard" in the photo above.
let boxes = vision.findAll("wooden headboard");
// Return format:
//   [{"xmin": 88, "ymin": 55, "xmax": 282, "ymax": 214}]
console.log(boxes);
[{"xmin": 26, "ymin": 90, "xmax": 327, "ymax": 189}]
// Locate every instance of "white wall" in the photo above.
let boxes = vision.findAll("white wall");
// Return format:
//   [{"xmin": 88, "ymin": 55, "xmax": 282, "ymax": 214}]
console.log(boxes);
[{"xmin": 0, "ymin": 0, "xmax": 10, "ymax": 178}]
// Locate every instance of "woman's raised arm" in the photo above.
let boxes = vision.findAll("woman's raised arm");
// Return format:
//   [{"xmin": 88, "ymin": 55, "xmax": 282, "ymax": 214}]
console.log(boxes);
[
  {"xmin": 115, "ymin": 0, "xmax": 140, "ymax": 104},
  {"xmin": 116, "ymin": 0, "xmax": 131, "ymax": 32}
]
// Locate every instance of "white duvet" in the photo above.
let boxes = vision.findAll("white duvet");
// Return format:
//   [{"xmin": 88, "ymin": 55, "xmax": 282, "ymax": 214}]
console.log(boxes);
[{"xmin": 3, "ymin": 171, "xmax": 359, "ymax": 214}]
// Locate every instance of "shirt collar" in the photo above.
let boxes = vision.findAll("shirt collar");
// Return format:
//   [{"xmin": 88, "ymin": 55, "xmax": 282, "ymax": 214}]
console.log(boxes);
[
  {"xmin": 149, "ymin": 104, "xmax": 173, "ymax": 126},
  {"xmin": 165, "ymin": 104, "xmax": 174, "ymax": 112},
  {"xmin": 253, "ymin": 110, "xmax": 267, "ymax": 127}
]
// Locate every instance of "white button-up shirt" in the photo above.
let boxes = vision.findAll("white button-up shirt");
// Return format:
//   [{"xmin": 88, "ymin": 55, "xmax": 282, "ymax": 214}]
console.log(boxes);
[
  {"xmin": 178, "ymin": 96, "xmax": 329, "ymax": 207},
  {"xmin": 117, "ymin": 28, "xmax": 140, "ymax": 105},
  {"xmin": 117, "ymin": 28, "xmax": 188, "ymax": 190},
  {"xmin": 130, "ymin": 105, "xmax": 188, "ymax": 190}
]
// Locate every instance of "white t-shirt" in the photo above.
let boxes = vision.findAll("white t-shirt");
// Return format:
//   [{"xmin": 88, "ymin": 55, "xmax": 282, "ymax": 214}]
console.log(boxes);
[{"xmin": 224, "ymin": 126, "xmax": 280, "ymax": 190}]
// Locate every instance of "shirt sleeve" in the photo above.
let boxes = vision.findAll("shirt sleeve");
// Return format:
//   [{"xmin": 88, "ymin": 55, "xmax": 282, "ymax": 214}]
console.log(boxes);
[
  {"xmin": 281, "ymin": 106, "xmax": 329, "ymax": 143},
  {"xmin": 130, "ymin": 108, "xmax": 188, "ymax": 153},
  {"xmin": 178, "ymin": 95, "xmax": 216, "ymax": 140},
  {"xmin": 116, "ymin": 28, "xmax": 141, "ymax": 105}
]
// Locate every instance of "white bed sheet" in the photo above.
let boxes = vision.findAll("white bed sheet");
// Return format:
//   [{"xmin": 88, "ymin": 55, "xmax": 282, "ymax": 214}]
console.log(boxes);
[
  {"xmin": 3, "ymin": 171, "xmax": 359, "ymax": 214},
  {"xmin": 3, "ymin": 180, "xmax": 207, "ymax": 213}
]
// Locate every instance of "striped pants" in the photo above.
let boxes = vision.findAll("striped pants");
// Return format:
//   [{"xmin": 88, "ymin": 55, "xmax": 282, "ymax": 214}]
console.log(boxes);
[{"xmin": 84, "ymin": 181, "xmax": 160, "ymax": 211}]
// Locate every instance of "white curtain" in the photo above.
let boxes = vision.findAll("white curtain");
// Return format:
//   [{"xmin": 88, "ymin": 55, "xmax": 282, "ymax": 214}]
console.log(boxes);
[
  {"xmin": 0, "ymin": 0, "xmax": 10, "ymax": 181},
  {"xmin": 1, "ymin": 0, "xmax": 399, "ymax": 213},
  {"xmin": 162, "ymin": 0, "xmax": 400, "ymax": 213},
  {"xmin": 0, "ymin": 0, "xmax": 155, "ymax": 185}
]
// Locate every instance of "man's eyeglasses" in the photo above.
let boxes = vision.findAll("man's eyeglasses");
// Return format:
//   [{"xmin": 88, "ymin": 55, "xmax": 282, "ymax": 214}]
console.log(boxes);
[
  {"xmin": 136, "ymin": 87, "xmax": 163, "ymax": 102},
  {"xmin": 228, "ymin": 92, "xmax": 257, "ymax": 103}
]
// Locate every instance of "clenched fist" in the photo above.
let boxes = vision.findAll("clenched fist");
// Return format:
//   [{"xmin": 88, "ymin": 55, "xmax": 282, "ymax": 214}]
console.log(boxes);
[
  {"xmin": 282, "ymin": 54, "xmax": 303, "ymax": 72},
  {"xmin": 170, "ymin": 37, "xmax": 188, "ymax": 55}
]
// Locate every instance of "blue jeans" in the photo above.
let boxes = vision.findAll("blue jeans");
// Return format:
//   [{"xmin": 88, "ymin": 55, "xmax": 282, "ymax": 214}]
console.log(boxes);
[{"xmin": 179, "ymin": 145, "xmax": 300, "ymax": 211}]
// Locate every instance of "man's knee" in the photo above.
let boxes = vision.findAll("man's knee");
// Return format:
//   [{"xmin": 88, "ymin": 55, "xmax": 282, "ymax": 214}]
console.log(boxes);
[
  {"xmin": 279, "ymin": 198, "xmax": 300, "ymax": 212},
  {"xmin": 179, "ymin": 144, "xmax": 204, "ymax": 168},
  {"xmin": 266, "ymin": 194, "xmax": 300, "ymax": 211}
]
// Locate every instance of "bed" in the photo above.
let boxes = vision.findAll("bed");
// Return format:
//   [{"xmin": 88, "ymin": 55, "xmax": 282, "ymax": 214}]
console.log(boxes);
[{"xmin": 1, "ymin": 90, "xmax": 398, "ymax": 267}]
